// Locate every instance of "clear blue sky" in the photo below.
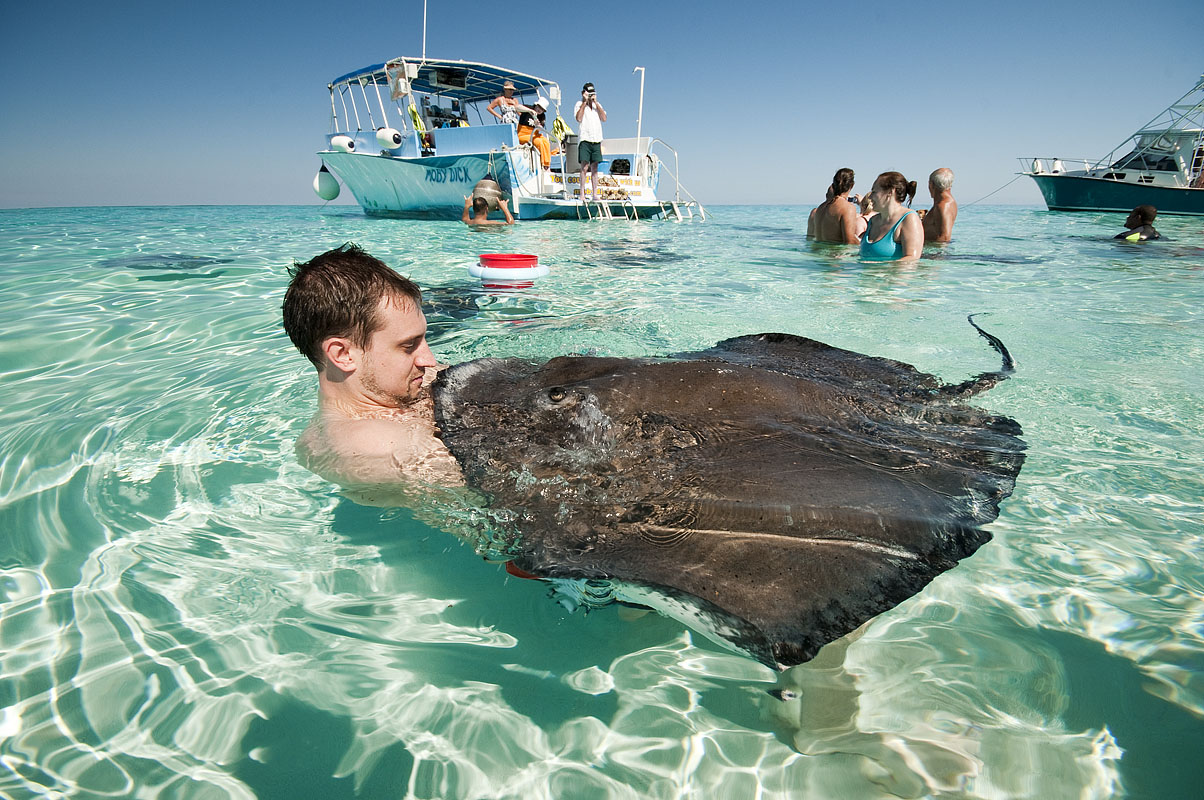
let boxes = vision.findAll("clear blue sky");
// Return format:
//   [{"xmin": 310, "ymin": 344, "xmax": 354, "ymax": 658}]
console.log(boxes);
[{"xmin": 1, "ymin": 0, "xmax": 1198, "ymax": 209}]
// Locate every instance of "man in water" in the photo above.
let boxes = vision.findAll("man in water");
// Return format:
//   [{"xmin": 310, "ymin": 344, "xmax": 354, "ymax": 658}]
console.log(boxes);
[
  {"xmin": 1114, "ymin": 205, "xmax": 1161, "ymax": 240},
  {"xmin": 920, "ymin": 167, "xmax": 958, "ymax": 243},
  {"xmin": 806, "ymin": 168, "xmax": 860, "ymax": 244},
  {"xmin": 462, "ymin": 195, "xmax": 515, "ymax": 226},
  {"xmin": 282, "ymin": 244, "xmax": 462, "ymax": 494}
]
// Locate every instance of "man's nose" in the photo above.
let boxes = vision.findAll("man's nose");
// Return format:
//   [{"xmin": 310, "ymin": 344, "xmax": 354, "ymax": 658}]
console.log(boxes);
[{"xmin": 415, "ymin": 340, "xmax": 437, "ymax": 367}]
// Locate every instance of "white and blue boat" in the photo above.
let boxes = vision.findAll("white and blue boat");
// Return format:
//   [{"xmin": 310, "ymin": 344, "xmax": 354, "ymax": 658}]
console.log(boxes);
[
  {"xmin": 312, "ymin": 57, "xmax": 705, "ymax": 221},
  {"xmin": 1021, "ymin": 74, "xmax": 1204, "ymax": 216}
]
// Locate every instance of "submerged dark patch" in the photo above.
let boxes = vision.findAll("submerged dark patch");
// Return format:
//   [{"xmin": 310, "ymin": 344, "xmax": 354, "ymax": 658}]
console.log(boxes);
[{"xmin": 432, "ymin": 325, "xmax": 1026, "ymax": 668}]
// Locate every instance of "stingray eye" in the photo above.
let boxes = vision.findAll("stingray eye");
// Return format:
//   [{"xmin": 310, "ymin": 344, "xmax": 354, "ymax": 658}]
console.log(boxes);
[{"xmin": 547, "ymin": 387, "xmax": 567, "ymax": 402}]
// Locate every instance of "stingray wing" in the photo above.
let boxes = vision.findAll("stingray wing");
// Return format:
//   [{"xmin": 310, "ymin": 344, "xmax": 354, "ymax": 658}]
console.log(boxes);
[{"xmin": 433, "ymin": 336, "xmax": 1026, "ymax": 669}]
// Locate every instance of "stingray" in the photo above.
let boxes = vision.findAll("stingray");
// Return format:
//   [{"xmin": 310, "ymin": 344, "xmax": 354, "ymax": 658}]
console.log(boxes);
[{"xmin": 431, "ymin": 318, "xmax": 1026, "ymax": 668}]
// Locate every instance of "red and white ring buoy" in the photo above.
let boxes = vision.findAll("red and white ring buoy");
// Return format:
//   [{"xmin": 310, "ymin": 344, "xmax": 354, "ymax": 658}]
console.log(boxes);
[{"xmin": 468, "ymin": 253, "xmax": 549, "ymax": 288}]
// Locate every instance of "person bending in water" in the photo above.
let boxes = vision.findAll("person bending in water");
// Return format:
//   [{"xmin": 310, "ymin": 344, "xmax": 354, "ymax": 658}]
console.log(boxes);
[
  {"xmin": 462, "ymin": 195, "xmax": 515, "ymax": 226},
  {"xmin": 859, "ymin": 172, "xmax": 923, "ymax": 260},
  {"xmin": 919, "ymin": 167, "xmax": 958, "ymax": 243},
  {"xmin": 282, "ymin": 243, "xmax": 462, "ymax": 494},
  {"xmin": 807, "ymin": 167, "xmax": 860, "ymax": 244},
  {"xmin": 1114, "ymin": 205, "xmax": 1160, "ymax": 241}
]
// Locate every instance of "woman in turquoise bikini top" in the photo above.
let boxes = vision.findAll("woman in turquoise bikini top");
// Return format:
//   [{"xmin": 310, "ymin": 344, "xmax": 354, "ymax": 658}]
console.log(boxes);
[{"xmin": 859, "ymin": 172, "xmax": 924, "ymax": 260}]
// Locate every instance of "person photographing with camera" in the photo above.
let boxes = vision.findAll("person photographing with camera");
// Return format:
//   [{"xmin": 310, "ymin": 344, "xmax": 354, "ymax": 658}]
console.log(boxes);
[{"xmin": 573, "ymin": 82, "xmax": 607, "ymax": 201}]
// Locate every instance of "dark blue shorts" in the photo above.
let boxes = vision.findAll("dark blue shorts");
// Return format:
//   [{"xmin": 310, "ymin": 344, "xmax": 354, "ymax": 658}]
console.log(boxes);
[{"xmin": 578, "ymin": 140, "xmax": 603, "ymax": 165}]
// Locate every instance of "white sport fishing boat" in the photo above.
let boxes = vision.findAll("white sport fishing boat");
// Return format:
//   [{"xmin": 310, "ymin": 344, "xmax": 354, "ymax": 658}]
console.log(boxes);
[
  {"xmin": 1021, "ymin": 73, "xmax": 1204, "ymax": 216},
  {"xmin": 312, "ymin": 57, "xmax": 705, "ymax": 221}
]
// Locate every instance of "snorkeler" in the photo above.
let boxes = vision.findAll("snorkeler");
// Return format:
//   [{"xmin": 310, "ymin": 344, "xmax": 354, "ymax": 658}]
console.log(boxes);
[{"xmin": 1114, "ymin": 205, "xmax": 1161, "ymax": 241}]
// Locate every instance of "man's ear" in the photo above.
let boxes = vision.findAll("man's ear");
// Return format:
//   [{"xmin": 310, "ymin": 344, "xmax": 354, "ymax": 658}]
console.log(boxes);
[{"xmin": 321, "ymin": 336, "xmax": 358, "ymax": 374}]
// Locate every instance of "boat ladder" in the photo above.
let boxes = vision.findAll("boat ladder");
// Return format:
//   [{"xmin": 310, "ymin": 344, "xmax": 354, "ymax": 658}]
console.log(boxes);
[{"xmin": 658, "ymin": 200, "xmax": 708, "ymax": 222}]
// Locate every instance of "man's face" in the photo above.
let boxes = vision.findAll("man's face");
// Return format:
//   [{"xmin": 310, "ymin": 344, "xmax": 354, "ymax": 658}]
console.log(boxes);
[{"xmin": 358, "ymin": 295, "xmax": 436, "ymax": 406}]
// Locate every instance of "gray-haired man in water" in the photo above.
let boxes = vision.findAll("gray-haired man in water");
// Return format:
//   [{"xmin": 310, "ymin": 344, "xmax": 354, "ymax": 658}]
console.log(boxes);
[
  {"xmin": 282, "ymin": 243, "xmax": 461, "ymax": 495},
  {"xmin": 920, "ymin": 167, "xmax": 958, "ymax": 243}
]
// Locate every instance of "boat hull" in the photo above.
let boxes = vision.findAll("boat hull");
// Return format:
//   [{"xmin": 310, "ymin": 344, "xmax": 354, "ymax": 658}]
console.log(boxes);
[
  {"xmin": 1028, "ymin": 174, "xmax": 1204, "ymax": 216},
  {"xmin": 321, "ymin": 149, "xmax": 668, "ymax": 220},
  {"xmin": 321, "ymin": 152, "xmax": 506, "ymax": 219}
]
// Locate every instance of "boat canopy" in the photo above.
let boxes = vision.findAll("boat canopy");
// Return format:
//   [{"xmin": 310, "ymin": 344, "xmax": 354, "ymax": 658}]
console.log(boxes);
[
  {"xmin": 328, "ymin": 57, "xmax": 559, "ymax": 105},
  {"xmin": 1099, "ymin": 75, "xmax": 1204, "ymax": 174}
]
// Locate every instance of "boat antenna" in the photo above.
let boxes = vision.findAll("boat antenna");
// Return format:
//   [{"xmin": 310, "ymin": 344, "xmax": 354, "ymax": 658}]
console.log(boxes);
[
  {"xmin": 633, "ymin": 66, "xmax": 645, "ymax": 157},
  {"xmin": 422, "ymin": 0, "xmax": 428, "ymax": 61}
]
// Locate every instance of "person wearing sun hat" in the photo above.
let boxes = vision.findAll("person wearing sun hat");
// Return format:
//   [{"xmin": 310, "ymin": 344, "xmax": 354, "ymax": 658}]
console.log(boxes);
[
  {"xmin": 518, "ymin": 96, "xmax": 553, "ymax": 169},
  {"xmin": 487, "ymin": 79, "xmax": 531, "ymax": 126}
]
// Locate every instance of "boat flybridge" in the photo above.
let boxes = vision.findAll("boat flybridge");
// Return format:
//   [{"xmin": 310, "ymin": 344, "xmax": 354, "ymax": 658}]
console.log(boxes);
[
  {"xmin": 312, "ymin": 57, "xmax": 706, "ymax": 221},
  {"xmin": 1020, "ymin": 73, "xmax": 1204, "ymax": 215}
]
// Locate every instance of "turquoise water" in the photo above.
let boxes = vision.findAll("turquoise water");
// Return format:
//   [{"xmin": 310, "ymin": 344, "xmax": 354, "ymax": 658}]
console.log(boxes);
[{"xmin": 0, "ymin": 204, "xmax": 1201, "ymax": 799}]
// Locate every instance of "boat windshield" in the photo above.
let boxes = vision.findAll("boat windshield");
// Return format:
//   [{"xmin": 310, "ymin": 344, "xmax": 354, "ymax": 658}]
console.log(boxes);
[{"xmin": 1111, "ymin": 150, "xmax": 1182, "ymax": 172}]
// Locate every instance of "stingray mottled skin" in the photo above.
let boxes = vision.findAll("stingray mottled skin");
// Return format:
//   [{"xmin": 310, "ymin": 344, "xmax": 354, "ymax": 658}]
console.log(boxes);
[{"xmin": 432, "ymin": 322, "xmax": 1025, "ymax": 668}]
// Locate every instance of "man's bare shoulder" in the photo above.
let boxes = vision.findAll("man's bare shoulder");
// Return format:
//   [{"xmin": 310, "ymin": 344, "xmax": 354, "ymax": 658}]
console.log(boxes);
[{"xmin": 296, "ymin": 399, "xmax": 463, "ymax": 489}]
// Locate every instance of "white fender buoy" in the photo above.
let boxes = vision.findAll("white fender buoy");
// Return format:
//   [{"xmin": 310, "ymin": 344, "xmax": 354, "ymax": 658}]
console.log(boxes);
[
  {"xmin": 468, "ymin": 253, "xmax": 548, "ymax": 289},
  {"xmin": 330, "ymin": 135, "xmax": 355, "ymax": 153},
  {"xmin": 1031, "ymin": 159, "xmax": 1043, "ymax": 174},
  {"xmin": 376, "ymin": 127, "xmax": 403, "ymax": 148},
  {"xmin": 471, "ymin": 178, "xmax": 504, "ymax": 211},
  {"xmin": 313, "ymin": 165, "xmax": 340, "ymax": 201},
  {"xmin": 1052, "ymin": 159, "xmax": 1064, "ymax": 174}
]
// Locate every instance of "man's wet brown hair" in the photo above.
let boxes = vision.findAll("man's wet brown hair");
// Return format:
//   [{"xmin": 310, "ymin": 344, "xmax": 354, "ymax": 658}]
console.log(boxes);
[
  {"xmin": 282, "ymin": 243, "xmax": 422, "ymax": 369},
  {"xmin": 1133, "ymin": 204, "xmax": 1157, "ymax": 223}
]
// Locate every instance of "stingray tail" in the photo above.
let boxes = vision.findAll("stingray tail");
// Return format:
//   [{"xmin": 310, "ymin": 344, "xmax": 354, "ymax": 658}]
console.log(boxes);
[{"xmin": 940, "ymin": 314, "xmax": 1016, "ymax": 398}]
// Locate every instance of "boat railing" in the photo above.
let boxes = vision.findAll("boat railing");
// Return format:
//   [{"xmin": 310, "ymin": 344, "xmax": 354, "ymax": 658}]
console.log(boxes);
[
  {"xmin": 647, "ymin": 138, "xmax": 708, "ymax": 221},
  {"xmin": 1022, "ymin": 157, "xmax": 1107, "ymax": 175},
  {"xmin": 1023, "ymin": 155, "xmax": 1202, "ymax": 187}
]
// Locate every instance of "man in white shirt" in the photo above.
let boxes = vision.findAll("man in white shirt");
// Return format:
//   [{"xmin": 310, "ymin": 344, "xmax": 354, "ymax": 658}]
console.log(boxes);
[{"xmin": 573, "ymin": 82, "xmax": 607, "ymax": 201}]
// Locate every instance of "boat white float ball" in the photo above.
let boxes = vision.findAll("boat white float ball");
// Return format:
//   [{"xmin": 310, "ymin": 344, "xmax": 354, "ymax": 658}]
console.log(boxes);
[
  {"xmin": 472, "ymin": 178, "xmax": 504, "ymax": 211},
  {"xmin": 313, "ymin": 165, "xmax": 340, "ymax": 201},
  {"xmin": 468, "ymin": 253, "xmax": 548, "ymax": 289},
  {"xmin": 331, "ymin": 135, "xmax": 356, "ymax": 153},
  {"xmin": 376, "ymin": 127, "xmax": 403, "ymax": 148}
]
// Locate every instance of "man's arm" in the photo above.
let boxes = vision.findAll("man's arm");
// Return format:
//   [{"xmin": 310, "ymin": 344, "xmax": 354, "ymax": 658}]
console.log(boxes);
[
  {"xmin": 499, "ymin": 198, "xmax": 514, "ymax": 224},
  {"xmin": 594, "ymin": 100, "xmax": 606, "ymax": 122},
  {"xmin": 574, "ymin": 101, "xmax": 585, "ymax": 123},
  {"xmin": 922, "ymin": 201, "xmax": 957, "ymax": 242},
  {"xmin": 461, "ymin": 196, "xmax": 472, "ymax": 224},
  {"xmin": 807, "ymin": 207, "xmax": 817, "ymax": 238}
]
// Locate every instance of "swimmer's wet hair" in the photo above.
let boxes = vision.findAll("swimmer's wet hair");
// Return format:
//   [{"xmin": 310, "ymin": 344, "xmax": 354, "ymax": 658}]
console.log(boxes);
[
  {"xmin": 930, "ymin": 167, "xmax": 954, "ymax": 191},
  {"xmin": 283, "ymin": 242, "xmax": 423, "ymax": 369},
  {"xmin": 1133, "ymin": 204, "xmax": 1157, "ymax": 223},
  {"xmin": 876, "ymin": 172, "xmax": 918, "ymax": 207},
  {"xmin": 832, "ymin": 168, "xmax": 855, "ymax": 196}
]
